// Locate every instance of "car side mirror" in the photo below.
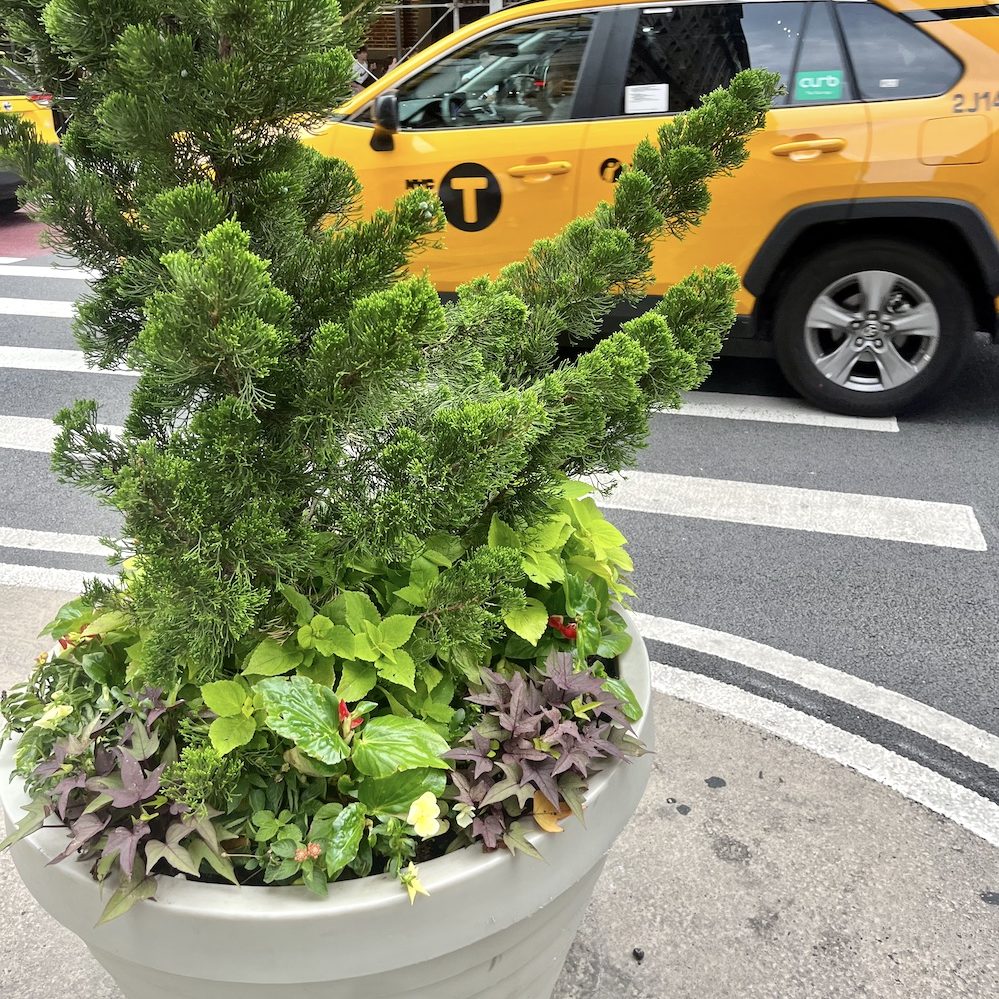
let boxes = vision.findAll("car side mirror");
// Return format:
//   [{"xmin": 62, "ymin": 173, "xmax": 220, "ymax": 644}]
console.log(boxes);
[{"xmin": 370, "ymin": 92, "xmax": 399, "ymax": 152}]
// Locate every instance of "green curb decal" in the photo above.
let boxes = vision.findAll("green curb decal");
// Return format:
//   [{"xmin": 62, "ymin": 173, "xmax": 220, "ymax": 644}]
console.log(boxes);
[{"xmin": 794, "ymin": 70, "xmax": 843, "ymax": 102}]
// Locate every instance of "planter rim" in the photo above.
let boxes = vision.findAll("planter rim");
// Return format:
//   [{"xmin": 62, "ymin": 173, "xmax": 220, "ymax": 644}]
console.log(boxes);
[{"xmin": 1, "ymin": 608, "xmax": 653, "ymax": 982}]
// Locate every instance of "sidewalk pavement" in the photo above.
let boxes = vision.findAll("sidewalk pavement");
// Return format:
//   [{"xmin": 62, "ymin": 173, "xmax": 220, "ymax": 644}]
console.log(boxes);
[{"xmin": 2, "ymin": 585, "xmax": 997, "ymax": 999}]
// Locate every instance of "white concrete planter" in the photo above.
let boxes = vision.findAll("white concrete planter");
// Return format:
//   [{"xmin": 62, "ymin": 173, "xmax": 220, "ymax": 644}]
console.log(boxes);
[{"xmin": 1, "ymin": 612, "xmax": 653, "ymax": 999}]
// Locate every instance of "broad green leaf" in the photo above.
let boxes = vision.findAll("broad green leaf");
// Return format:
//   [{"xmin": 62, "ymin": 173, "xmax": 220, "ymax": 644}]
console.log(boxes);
[
  {"xmin": 567, "ymin": 554, "xmax": 614, "ymax": 583},
  {"xmin": 503, "ymin": 598, "xmax": 549, "ymax": 646},
  {"xmin": 606, "ymin": 546, "xmax": 634, "ymax": 571},
  {"xmin": 596, "ymin": 629, "xmax": 633, "ymax": 660},
  {"xmin": 603, "ymin": 677, "xmax": 643, "ymax": 722},
  {"xmin": 351, "ymin": 716, "xmax": 451, "ymax": 778},
  {"xmin": 242, "ymin": 637, "xmax": 303, "ymax": 677},
  {"xmin": 336, "ymin": 661, "xmax": 378, "ymax": 701},
  {"xmin": 314, "ymin": 624, "xmax": 355, "ymax": 659},
  {"xmin": 324, "ymin": 803, "xmax": 366, "ymax": 880},
  {"xmin": 209, "ymin": 715, "xmax": 256, "ymax": 756},
  {"xmin": 297, "ymin": 656, "xmax": 335, "ymax": 686},
  {"xmin": 145, "ymin": 824, "xmax": 201, "ymax": 877},
  {"xmin": 308, "ymin": 802, "xmax": 344, "ymax": 842},
  {"xmin": 201, "ymin": 679, "xmax": 246, "ymax": 718},
  {"xmin": 376, "ymin": 648, "xmax": 416, "ymax": 690},
  {"xmin": 420, "ymin": 663, "xmax": 444, "ymax": 692},
  {"xmin": 560, "ymin": 478, "xmax": 593, "ymax": 500},
  {"xmin": 378, "ymin": 615, "xmax": 419, "ymax": 650},
  {"xmin": 80, "ymin": 651, "xmax": 111, "ymax": 685},
  {"xmin": 279, "ymin": 583, "xmax": 314, "ymax": 625},
  {"xmin": 257, "ymin": 677, "xmax": 349, "ymax": 765},
  {"xmin": 522, "ymin": 550, "xmax": 564, "ymax": 585},
  {"xmin": 575, "ymin": 611, "xmax": 603, "ymax": 658},
  {"xmin": 188, "ymin": 839, "xmax": 238, "ymax": 884},
  {"xmin": 421, "ymin": 534, "xmax": 463, "ymax": 567},
  {"xmin": 82, "ymin": 611, "xmax": 130, "ymax": 637},
  {"xmin": 97, "ymin": 873, "xmax": 157, "ymax": 925},
  {"xmin": 487, "ymin": 514, "xmax": 520, "ymax": 550},
  {"xmin": 357, "ymin": 769, "xmax": 446, "ymax": 816},
  {"xmin": 531, "ymin": 514, "xmax": 573, "ymax": 552},
  {"xmin": 587, "ymin": 518, "xmax": 628, "ymax": 551},
  {"xmin": 284, "ymin": 747, "xmax": 338, "ymax": 777},
  {"xmin": 39, "ymin": 597, "xmax": 90, "ymax": 639},
  {"xmin": 394, "ymin": 584, "xmax": 426, "ymax": 607},
  {"xmin": 342, "ymin": 591, "xmax": 381, "ymax": 632},
  {"xmin": 352, "ymin": 633, "xmax": 380, "ymax": 663}
]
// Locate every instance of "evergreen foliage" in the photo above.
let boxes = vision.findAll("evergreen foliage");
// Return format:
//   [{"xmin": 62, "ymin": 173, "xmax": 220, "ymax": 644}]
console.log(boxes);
[{"xmin": 0, "ymin": 0, "xmax": 779, "ymax": 911}]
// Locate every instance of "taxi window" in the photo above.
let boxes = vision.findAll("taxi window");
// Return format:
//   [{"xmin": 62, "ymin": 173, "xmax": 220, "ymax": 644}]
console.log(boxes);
[
  {"xmin": 393, "ymin": 15, "xmax": 595, "ymax": 129},
  {"xmin": 837, "ymin": 3, "xmax": 961, "ymax": 100},
  {"xmin": 788, "ymin": 2, "xmax": 854, "ymax": 105},
  {"xmin": 624, "ymin": 3, "xmax": 807, "ymax": 114}
]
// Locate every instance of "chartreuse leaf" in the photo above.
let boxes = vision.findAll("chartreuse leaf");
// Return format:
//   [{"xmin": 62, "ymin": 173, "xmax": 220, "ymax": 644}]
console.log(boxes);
[
  {"xmin": 324, "ymin": 803, "xmax": 366, "ymax": 880},
  {"xmin": 357, "ymin": 769, "xmax": 446, "ymax": 817},
  {"xmin": 257, "ymin": 676, "xmax": 349, "ymax": 765},
  {"xmin": 603, "ymin": 677, "xmax": 643, "ymax": 722},
  {"xmin": 209, "ymin": 715, "xmax": 256, "ymax": 755},
  {"xmin": 39, "ymin": 597, "xmax": 90, "ymax": 639},
  {"xmin": 242, "ymin": 637, "xmax": 303, "ymax": 677},
  {"xmin": 487, "ymin": 514, "xmax": 520, "ymax": 549},
  {"xmin": 279, "ymin": 583, "xmax": 314, "ymax": 625},
  {"xmin": 188, "ymin": 838, "xmax": 238, "ymax": 884},
  {"xmin": 352, "ymin": 716, "xmax": 451, "ymax": 778},
  {"xmin": 0, "ymin": 799, "xmax": 46, "ymax": 852},
  {"xmin": 97, "ymin": 872, "xmax": 158, "ymax": 925},
  {"xmin": 503, "ymin": 598, "xmax": 549, "ymax": 645},
  {"xmin": 378, "ymin": 615, "xmax": 419, "ymax": 649},
  {"xmin": 82, "ymin": 611, "xmax": 130, "ymax": 637},
  {"xmin": 201, "ymin": 679, "xmax": 246, "ymax": 717},
  {"xmin": 376, "ymin": 648, "xmax": 416, "ymax": 690},
  {"xmin": 336, "ymin": 661, "xmax": 378, "ymax": 700},
  {"xmin": 339, "ymin": 591, "xmax": 381, "ymax": 632}
]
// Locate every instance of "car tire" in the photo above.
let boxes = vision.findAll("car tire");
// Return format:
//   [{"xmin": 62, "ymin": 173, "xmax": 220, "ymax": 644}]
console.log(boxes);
[
  {"xmin": 0, "ymin": 197, "xmax": 18, "ymax": 216},
  {"xmin": 772, "ymin": 239, "xmax": 973, "ymax": 417}
]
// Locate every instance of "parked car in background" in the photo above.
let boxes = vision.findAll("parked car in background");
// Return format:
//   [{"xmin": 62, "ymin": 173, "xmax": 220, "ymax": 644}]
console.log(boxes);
[
  {"xmin": 306, "ymin": 0, "xmax": 999, "ymax": 416},
  {"xmin": 0, "ymin": 61, "xmax": 60, "ymax": 214}
]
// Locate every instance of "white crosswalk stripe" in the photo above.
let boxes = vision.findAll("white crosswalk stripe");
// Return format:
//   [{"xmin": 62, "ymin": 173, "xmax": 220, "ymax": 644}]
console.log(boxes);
[
  {"xmin": 0, "ymin": 297, "xmax": 75, "ymax": 318},
  {"xmin": 0, "ymin": 344, "xmax": 136, "ymax": 375},
  {"xmin": 0, "ymin": 264, "xmax": 95, "ymax": 281},
  {"xmin": 0, "ymin": 414, "xmax": 123, "ymax": 452}
]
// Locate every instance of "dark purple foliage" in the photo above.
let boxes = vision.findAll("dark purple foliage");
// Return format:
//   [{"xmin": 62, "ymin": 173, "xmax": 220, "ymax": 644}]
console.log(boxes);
[{"xmin": 445, "ymin": 652, "xmax": 637, "ymax": 851}]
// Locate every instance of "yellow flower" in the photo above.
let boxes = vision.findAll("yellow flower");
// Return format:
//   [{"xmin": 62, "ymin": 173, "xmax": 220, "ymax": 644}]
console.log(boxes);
[
  {"xmin": 406, "ymin": 791, "xmax": 442, "ymax": 839},
  {"xmin": 34, "ymin": 702, "xmax": 73, "ymax": 730},
  {"xmin": 399, "ymin": 861, "xmax": 429, "ymax": 905}
]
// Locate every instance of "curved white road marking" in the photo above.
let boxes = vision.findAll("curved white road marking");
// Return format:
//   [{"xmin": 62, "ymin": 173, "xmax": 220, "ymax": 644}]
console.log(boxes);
[
  {"xmin": 637, "ymin": 613, "xmax": 999, "ymax": 773},
  {"xmin": 601, "ymin": 470, "xmax": 988, "ymax": 551},
  {"xmin": 659, "ymin": 392, "xmax": 899, "ymax": 432},
  {"xmin": 652, "ymin": 662, "xmax": 999, "ymax": 848}
]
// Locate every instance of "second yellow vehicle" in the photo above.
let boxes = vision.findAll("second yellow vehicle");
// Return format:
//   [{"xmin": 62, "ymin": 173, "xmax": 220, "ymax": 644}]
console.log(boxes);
[
  {"xmin": 307, "ymin": 0, "xmax": 999, "ymax": 416},
  {"xmin": 0, "ymin": 62, "xmax": 59, "ymax": 213}
]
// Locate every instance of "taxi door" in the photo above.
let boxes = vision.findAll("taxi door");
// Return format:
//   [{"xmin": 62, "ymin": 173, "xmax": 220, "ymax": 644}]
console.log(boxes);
[
  {"xmin": 313, "ymin": 12, "xmax": 608, "ymax": 292},
  {"xmin": 575, "ymin": 1, "xmax": 870, "ymax": 319}
]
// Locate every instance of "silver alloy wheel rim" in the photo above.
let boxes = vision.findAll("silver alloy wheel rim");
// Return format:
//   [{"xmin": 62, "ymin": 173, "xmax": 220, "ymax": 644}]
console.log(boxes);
[{"xmin": 803, "ymin": 269, "xmax": 940, "ymax": 393}]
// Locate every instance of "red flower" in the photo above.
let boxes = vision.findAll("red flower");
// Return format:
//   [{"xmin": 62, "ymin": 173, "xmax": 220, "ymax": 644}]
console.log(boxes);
[
  {"xmin": 547, "ymin": 615, "xmax": 577, "ymax": 640},
  {"xmin": 350, "ymin": 716, "xmax": 363, "ymax": 730},
  {"xmin": 548, "ymin": 615, "xmax": 563, "ymax": 630},
  {"xmin": 340, "ymin": 700, "xmax": 364, "ymax": 730},
  {"xmin": 338, "ymin": 699, "xmax": 349, "ymax": 722},
  {"xmin": 58, "ymin": 637, "xmax": 70, "ymax": 649},
  {"xmin": 561, "ymin": 622, "xmax": 578, "ymax": 640}
]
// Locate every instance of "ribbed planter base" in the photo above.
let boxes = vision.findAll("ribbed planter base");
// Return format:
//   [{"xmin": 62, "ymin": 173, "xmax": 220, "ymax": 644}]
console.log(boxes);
[{"xmin": 1, "ymin": 612, "xmax": 653, "ymax": 999}]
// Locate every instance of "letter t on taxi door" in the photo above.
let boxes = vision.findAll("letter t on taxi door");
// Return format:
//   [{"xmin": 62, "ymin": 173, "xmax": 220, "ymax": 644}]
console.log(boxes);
[{"xmin": 449, "ymin": 176, "xmax": 488, "ymax": 225}]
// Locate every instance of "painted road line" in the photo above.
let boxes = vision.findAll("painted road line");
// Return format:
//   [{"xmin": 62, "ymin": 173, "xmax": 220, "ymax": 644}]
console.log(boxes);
[
  {"xmin": 0, "ymin": 415, "xmax": 124, "ymax": 453},
  {"xmin": 0, "ymin": 257, "xmax": 25, "ymax": 264},
  {"xmin": 0, "ymin": 526, "xmax": 110, "ymax": 557},
  {"xmin": 638, "ymin": 614, "xmax": 999, "ymax": 773},
  {"xmin": 0, "ymin": 345, "xmax": 137, "ymax": 376},
  {"xmin": 0, "ymin": 297, "xmax": 75, "ymax": 318},
  {"xmin": 0, "ymin": 562, "xmax": 116, "ymax": 591},
  {"xmin": 601, "ymin": 470, "xmax": 988, "ymax": 552},
  {"xmin": 651, "ymin": 662, "xmax": 999, "ymax": 848},
  {"xmin": 0, "ymin": 264, "xmax": 94, "ymax": 281},
  {"xmin": 662, "ymin": 392, "xmax": 899, "ymax": 432}
]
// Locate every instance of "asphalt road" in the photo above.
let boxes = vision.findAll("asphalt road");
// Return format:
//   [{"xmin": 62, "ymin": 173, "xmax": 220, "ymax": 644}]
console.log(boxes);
[{"xmin": 1, "ymin": 211, "xmax": 998, "ymax": 812}]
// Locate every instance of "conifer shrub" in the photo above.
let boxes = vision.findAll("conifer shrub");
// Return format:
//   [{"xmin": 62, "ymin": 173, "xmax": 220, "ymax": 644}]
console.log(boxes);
[{"xmin": 0, "ymin": 0, "xmax": 778, "ymax": 918}]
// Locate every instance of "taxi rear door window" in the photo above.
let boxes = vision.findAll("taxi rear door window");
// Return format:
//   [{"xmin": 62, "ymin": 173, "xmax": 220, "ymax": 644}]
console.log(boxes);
[{"xmin": 624, "ymin": 3, "xmax": 807, "ymax": 114}]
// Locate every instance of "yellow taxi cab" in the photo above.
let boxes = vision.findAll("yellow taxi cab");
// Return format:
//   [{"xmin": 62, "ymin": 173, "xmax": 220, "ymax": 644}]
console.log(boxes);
[
  {"xmin": 306, "ymin": 0, "xmax": 999, "ymax": 416},
  {"xmin": 1, "ymin": 61, "xmax": 60, "ymax": 213}
]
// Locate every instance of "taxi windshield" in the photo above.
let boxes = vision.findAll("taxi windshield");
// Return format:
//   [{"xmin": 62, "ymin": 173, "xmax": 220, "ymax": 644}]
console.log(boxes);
[{"xmin": 392, "ymin": 15, "xmax": 594, "ymax": 129}]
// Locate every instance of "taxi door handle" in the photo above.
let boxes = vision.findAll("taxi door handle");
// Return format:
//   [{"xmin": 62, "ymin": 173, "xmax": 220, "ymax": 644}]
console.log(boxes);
[
  {"xmin": 507, "ymin": 160, "xmax": 573, "ymax": 177},
  {"xmin": 771, "ymin": 137, "xmax": 847, "ymax": 158}
]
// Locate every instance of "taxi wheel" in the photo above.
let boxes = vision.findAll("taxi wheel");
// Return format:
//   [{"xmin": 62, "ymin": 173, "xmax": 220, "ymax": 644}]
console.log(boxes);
[
  {"xmin": 773, "ymin": 240, "xmax": 973, "ymax": 417},
  {"xmin": 0, "ymin": 197, "xmax": 17, "ymax": 216}
]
